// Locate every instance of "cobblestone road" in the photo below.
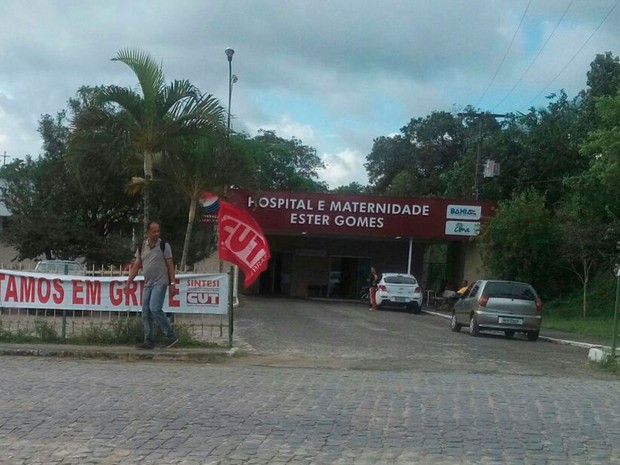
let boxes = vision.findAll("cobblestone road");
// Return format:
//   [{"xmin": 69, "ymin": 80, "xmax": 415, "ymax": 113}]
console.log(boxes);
[{"xmin": 1, "ymin": 356, "xmax": 619, "ymax": 465}]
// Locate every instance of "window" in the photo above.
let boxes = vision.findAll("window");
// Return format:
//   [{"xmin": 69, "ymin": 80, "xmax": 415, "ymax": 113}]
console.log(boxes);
[
  {"xmin": 483, "ymin": 282, "xmax": 535, "ymax": 301},
  {"xmin": 384, "ymin": 275, "xmax": 417, "ymax": 285}
]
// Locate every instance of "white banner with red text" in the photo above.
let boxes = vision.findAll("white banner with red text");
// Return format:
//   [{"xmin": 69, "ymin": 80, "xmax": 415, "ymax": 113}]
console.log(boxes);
[{"xmin": 0, "ymin": 270, "xmax": 229, "ymax": 314}]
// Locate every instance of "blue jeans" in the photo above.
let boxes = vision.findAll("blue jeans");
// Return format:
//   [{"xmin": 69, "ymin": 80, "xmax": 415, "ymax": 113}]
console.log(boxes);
[{"xmin": 142, "ymin": 284, "xmax": 176, "ymax": 345}]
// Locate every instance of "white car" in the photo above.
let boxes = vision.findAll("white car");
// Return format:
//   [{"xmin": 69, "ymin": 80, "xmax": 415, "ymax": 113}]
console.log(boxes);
[
  {"xmin": 34, "ymin": 260, "xmax": 85, "ymax": 275},
  {"xmin": 375, "ymin": 273, "xmax": 423, "ymax": 313}
]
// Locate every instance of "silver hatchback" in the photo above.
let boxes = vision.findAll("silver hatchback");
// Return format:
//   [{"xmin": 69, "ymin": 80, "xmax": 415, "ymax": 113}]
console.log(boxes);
[{"xmin": 450, "ymin": 280, "xmax": 543, "ymax": 341}]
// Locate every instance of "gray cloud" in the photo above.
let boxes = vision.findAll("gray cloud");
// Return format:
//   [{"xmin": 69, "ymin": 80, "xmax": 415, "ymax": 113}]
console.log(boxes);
[{"xmin": 0, "ymin": 0, "xmax": 618, "ymax": 185}]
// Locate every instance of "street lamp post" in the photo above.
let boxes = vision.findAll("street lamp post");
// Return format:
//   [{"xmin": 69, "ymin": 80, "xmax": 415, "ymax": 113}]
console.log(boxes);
[
  {"xmin": 225, "ymin": 47, "xmax": 235, "ymax": 134},
  {"xmin": 224, "ymin": 48, "xmax": 236, "ymax": 338}
]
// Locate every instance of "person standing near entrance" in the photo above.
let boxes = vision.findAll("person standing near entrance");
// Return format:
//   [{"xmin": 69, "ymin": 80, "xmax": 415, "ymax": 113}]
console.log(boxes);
[
  {"xmin": 369, "ymin": 266, "xmax": 380, "ymax": 311},
  {"xmin": 126, "ymin": 220, "xmax": 178, "ymax": 350},
  {"xmin": 457, "ymin": 280, "xmax": 469, "ymax": 296}
]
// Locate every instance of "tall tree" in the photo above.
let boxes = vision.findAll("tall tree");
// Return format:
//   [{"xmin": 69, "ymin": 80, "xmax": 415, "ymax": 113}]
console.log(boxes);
[
  {"xmin": 331, "ymin": 182, "xmax": 368, "ymax": 194},
  {"xmin": 1, "ymin": 93, "xmax": 140, "ymax": 263},
  {"xmin": 556, "ymin": 192, "xmax": 611, "ymax": 317},
  {"xmin": 478, "ymin": 189, "xmax": 561, "ymax": 295},
  {"xmin": 576, "ymin": 52, "xmax": 620, "ymax": 139},
  {"xmin": 76, "ymin": 49, "xmax": 226, "ymax": 234},
  {"xmin": 585, "ymin": 51, "xmax": 620, "ymax": 99},
  {"xmin": 66, "ymin": 87, "xmax": 141, "ymax": 253},
  {"xmin": 579, "ymin": 85, "xmax": 620, "ymax": 254},
  {"xmin": 152, "ymin": 134, "xmax": 253, "ymax": 269},
  {"xmin": 250, "ymin": 130, "xmax": 328, "ymax": 192},
  {"xmin": 366, "ymin": 111, "xmax": 473, "ymax": 196},
  {"xmin": 364, "ymin": 134, "xmax": 414, "ymax": 193}
]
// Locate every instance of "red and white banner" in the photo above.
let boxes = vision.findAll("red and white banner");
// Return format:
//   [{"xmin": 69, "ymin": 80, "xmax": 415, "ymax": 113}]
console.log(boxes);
[
  {"xmin": 0, "ymin": 270, "xmax": 229, "ymax": 314},
  {"xmin": 218, "ymin": 200, "xmax": 271, "ymax": 288}
]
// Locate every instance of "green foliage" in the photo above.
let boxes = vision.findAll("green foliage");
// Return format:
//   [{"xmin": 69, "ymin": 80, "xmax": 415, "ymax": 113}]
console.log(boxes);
[
  {"xmin": 0, "ymin": 318, "xmax": 60, "ymax": 343},
  {"xmin": 0, "ymin": 314, "xmax": 218, "ymax": 347},
  {"xmin": 35, "ymin": 320, "xmax": 60, "ymax": 342},
  {"xmin": 331, "ymin": 182, "xmax": 368, "ymax": 194},
  {"xmin": 580, "ymin": 87, "xmax": 620, "ymax": 243},
  {"xmin": 0, "ymin": 86, "xmax": 141, "ymax": 265},
  {"xmin": 544, "ymin": 270, "xmax": 617, "ymax": 319},
  {"xmin": 2, "ymin": 48, "xmax": 619, "ymax": 287},
  {"xmin": 586, "ymin": 51, "xmax": 620, "ymax": 99},
  {"xmin": 93, "ymin": 48, "xmax": 226, "ymax": 234},
  {"xmin": 68, "ymin": 316, "xmax": 143, "ymax": 345},
  {"xmin": 479, "ymin": 189, "xmax": 562, "ymax": 294},
  {"xmin": 65, "ymin": 319, "xmax": 218, "ymax": 347},
  {"xmin": 366, "ymin": 111, "xmax": 472, "ymax": 195},
  {"xmin": 542, "ymin": 270, "xmax": 618, "ymax": 343},
  {"xmin": 249, "ymin": 130, "xmax": 328, "ymax": 192}
]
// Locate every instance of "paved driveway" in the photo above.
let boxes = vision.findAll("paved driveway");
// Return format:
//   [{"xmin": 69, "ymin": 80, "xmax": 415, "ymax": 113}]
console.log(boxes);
[
  {"xmin": 1, "ymin": 296, "xmax": 619, "ymax": 465},
  {"xmin": 233, "ymin": 296, "xmax": 612, "ymax": 377}
]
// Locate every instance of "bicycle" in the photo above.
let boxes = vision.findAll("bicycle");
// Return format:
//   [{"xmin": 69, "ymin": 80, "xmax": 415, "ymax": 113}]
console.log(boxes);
[{"xmin": 359, "ymin": 285, "xmax": 370, "ymax": 304}]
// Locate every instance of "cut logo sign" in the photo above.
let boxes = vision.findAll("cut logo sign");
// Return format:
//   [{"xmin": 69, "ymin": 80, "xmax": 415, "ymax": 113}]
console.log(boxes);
[{"xmin": 218, "ymin": 200, "xmax": 271, "ymax": 288}]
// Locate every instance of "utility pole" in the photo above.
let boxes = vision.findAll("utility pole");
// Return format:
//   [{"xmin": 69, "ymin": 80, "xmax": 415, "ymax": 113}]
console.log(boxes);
[
  {"xmin": 1, "ymin": 151, "xmax": 10, "ymax": 166},
  {"xmin": 458, "ymin": 112, "xmax": 507, "ymax": 200}
]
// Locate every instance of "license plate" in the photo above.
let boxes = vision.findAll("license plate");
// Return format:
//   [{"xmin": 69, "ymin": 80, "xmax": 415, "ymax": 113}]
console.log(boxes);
[
  {"xmin": 393, "ymin": 297, "xmax": 407, "ymax": 302},
  {"xmin": 498, "ymin": 317, "xmax": 523, "ymax": 325}
]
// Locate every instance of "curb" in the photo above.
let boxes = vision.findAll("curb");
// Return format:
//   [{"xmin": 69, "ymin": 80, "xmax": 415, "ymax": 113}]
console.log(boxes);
[{"xmin": 0, "ymin": 344, "xmax": 239, "ymax": 362}]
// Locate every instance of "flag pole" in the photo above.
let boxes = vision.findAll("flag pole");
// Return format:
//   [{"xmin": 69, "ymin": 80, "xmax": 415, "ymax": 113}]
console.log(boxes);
[{"xmin": 228, "ymin": 266, "xmax": 234, "ymax": 348}]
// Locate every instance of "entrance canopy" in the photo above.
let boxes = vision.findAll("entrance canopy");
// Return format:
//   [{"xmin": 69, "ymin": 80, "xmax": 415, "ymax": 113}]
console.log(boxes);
[{"xmin": 227, "ymin": 189, "xmax": 496, "ymax": 239}]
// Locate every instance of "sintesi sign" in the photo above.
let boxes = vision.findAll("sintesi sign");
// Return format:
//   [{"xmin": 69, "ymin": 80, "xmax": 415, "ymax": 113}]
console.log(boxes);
[{"xmin": 227, "ymin": 190, "xmax": 496, "ymax": 239}]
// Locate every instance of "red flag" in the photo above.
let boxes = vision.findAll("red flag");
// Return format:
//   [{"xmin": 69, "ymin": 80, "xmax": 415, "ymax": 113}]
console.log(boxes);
[{"xmin": 218, "ymin": 200, "xmax": 271, "ymax": 288}]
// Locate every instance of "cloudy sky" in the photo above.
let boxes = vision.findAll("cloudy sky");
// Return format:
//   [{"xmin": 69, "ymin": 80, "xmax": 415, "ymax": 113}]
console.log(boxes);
[{"xmin": 1, "ymin": 0, "xmax": 619, "ymax": 188}]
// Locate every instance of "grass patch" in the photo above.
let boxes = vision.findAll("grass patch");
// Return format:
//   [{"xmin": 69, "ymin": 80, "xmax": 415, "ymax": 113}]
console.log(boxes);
[
  {"xmin": 66, "ymin": 316, "xmax": 144, "ymax": 345},
  {"xmin": 0, "ymin": 315, "xmax": 227, "ymax": 348},
  {"xmin": 542, "ymin": 314, "xmax": 615, "ymax": 340},
  {"xmin": 542, "ymin": 271, "xmax": 618, "ymax": 341},
  {"xmin": 0, "ymin": 319, "xmax": 61, "ymax": 343},
  {"xmin": 597, "ymin": 355, "xmax": 620, "ymax": 375},
  {"xmin": 65, "ymin": 318, "xmax": 223, "ymax": 347}
]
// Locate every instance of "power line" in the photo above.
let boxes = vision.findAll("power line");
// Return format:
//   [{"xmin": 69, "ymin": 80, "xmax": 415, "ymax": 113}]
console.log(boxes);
[
  {"xmin": 492, "ymin": 0, "xmax": 576, "ymax": 112},
  {"xmin": 476, "ymin": 0, "xmax": 533, "ymax": 108},
  {"xmin": 527, "ymin": 0, "xmax": 620, "ymax": 107}
]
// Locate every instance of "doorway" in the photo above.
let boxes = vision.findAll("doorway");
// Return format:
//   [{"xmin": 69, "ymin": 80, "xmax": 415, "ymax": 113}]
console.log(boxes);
[{"xmin": 328, "ymin": 256, "xmax": 370, "ymax": 299}]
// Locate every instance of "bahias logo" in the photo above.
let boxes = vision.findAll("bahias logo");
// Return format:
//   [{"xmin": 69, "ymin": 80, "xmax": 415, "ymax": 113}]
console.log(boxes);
[
  {"xmin": 218, "ymin": 201, "xmax": 271, "ymax": 288},
  {"xmin": 199, "ymin": 192, "xmax": 220, "ymax": 214},
  {"xmin": 446, "ymin": 205, "xmax": 482, "ymax": 220}
]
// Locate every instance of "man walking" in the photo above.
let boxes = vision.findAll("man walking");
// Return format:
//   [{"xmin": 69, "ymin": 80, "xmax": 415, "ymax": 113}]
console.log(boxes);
[{"xmin": 127, "ymin": 220, "xmax": 178, "ymax": 349}]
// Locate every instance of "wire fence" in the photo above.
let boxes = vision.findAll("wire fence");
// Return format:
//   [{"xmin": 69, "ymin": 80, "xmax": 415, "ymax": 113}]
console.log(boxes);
[
  {"xmin": 0, "ymin": 262, "xmax": 233, "ymax": 346},
  {"xmin": 0, "ymin": 308, "xmax": 229, "ymax": 344}
]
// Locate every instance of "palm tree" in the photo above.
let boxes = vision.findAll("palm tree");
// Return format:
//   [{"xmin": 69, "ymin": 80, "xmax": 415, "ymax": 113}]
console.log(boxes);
[
  {"xmin": 157, "ymin": 134, "xmax": 255, "ymax": 270},
  {"xmin": 85, "ymin": 48, "xmax": 226, "ymax": 233}
]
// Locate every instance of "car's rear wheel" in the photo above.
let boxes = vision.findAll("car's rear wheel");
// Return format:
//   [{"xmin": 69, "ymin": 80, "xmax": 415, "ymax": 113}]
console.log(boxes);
[
  {"xmin": 469, "ymin": 315, "xmax": 480, "ymax": 336},
  {"xmin": 450, "ymin": 313, "xmax": 462, "ymax": 332},
  {"xmin": 504, "ymin": 330, "xmax": 515, "ymax": 338},
  {"xmin": 527, "ymin": 330, "xmax": 539, "ymax": 341}
]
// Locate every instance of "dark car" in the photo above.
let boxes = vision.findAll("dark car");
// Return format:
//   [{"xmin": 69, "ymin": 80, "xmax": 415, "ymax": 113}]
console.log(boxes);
[{"xmin": 450, "ymin": 280, "xmax": 543, "ymax": 341}]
